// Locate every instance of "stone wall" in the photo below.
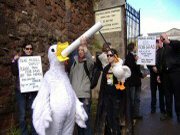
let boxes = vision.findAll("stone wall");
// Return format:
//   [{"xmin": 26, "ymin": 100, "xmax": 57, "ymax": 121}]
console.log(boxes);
[{"xmin": 0, "ymin": 0, "xmax": 94, "ymax": 133}]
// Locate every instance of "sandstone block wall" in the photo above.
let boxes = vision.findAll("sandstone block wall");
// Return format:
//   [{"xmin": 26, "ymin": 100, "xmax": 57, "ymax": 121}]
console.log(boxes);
[{"xmin": 0, "ymin": 0, "xmax": 94, "ymax": 133}]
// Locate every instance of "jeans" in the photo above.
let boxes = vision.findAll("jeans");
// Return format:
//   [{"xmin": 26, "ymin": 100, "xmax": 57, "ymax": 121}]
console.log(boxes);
[
  {"xmin": 15, "ymin": 89, "xmax": 37, "ymax": 135},
  {"xmin": 77, "ymin": 98, "xmax": 92, "ymax": 135},
  {"xmin": 129, "ymin": 86, "xmax": 141, "ymax": 116}
]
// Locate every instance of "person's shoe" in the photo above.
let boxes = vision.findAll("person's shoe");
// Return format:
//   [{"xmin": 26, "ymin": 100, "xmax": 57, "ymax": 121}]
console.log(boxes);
[
  {"xmin": 133, "ymin": 115, "xmax": 143, "ymax": 120},
  {"xmin": 160, "ymin": 113, "xmax": 167, "ymax": 121},
  {"xmin": 177, "ymin": 116, "xmax": 180, "ymax": 123},
  {"xmin": 151, "ymin": 109, "xmax": 156, "ymax": 114},
  {"xmin": 160, "ymin": 113, "xmax": 172, "ymax": 121}
]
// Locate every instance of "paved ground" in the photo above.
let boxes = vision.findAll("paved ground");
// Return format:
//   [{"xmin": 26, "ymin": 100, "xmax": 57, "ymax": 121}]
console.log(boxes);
[{"xmin": 134, "ymin": 77, "xmax": 180, "ymax": 135}]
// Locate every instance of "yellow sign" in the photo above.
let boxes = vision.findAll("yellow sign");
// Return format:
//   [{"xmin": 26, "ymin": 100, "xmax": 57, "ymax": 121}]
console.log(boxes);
[{"xmin": 95, "ymin": 7, "xmax": 121, "ymax": 33}]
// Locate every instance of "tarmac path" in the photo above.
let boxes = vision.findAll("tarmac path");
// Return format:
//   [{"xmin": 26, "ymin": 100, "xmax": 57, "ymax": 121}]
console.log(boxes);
[{"xmin": 134, "ymin": 77, "xmax": 180, "ymax": 135}]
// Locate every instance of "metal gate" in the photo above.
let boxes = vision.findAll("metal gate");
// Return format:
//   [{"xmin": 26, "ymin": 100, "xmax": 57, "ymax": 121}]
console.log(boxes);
[{"xmin": 126, "ymin": 3, "xmax": 140, "ymax": 43}]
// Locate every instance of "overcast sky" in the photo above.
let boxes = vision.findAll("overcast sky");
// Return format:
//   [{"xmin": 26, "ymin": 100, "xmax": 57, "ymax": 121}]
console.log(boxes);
[{"xmin": 127, "ymin": 0, "xmax": 180, "ymax": 34}]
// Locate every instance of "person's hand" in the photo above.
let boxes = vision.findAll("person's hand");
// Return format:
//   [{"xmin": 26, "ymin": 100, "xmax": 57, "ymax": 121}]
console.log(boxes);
[
  {"xmin": 152, "ymin": 66, "xmax": 158, "ymax": 73},
  {"xmin": 14, "ymin": 54, "xmax": 20, "ymax": 60},
  {"xmin": 80, "ymin": 36, "xmax": 88, "ymax": 52},
  {"xmin": 12, "ymin": 54, "xmax": 20, "ymax": 62},
  {"xmin": 134, "ymin": 55, "xmax": 138, "ymax": 61},
  {"xmin": 157, "ymin": 75, "xmax": 161, "ymax": 83},
  {"xmin": 142, "ymin": 73, "xmax": 147, "ymax": 78}
]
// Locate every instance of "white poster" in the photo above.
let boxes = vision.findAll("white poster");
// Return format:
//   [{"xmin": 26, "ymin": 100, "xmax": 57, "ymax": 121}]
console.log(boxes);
[
  {"xmin": 95, "ymin": 7, "xmax": 121, "ymax": 33},
  {"xmin": 137, "ymin": 36, "xmax": 156, "ymax": 65},
  {"xmin": 18, "ymin": 56, "xmax": 43, "ymax": 93}
]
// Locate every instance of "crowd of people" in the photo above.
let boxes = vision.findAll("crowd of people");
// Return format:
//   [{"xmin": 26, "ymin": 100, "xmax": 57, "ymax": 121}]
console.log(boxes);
[{"xmin": 11, "ymin": 32, "xmax": 180, "ymax": 135}]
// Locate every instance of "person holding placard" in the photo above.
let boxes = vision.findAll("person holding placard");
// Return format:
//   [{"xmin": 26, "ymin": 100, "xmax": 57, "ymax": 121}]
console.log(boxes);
[
  {"xmin": 124, "ymin": 42, "xmax": 146, "ymax": 120},
  {"xmin": 11, "ymin": 42, "xmax": 38, "ymax": 135}
]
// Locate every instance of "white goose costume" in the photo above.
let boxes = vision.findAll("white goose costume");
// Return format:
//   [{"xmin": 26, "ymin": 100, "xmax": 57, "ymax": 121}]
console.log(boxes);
[{"xmin": 32, "ymin": 44, "xmax": 88, "ymax": 135}]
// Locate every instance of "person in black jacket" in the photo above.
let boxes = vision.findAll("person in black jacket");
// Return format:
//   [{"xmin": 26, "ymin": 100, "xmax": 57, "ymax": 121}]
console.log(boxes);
[
  {"xmin": 11, "ymin": 42, "xmax": 38, "ymax": 135},
  {"xmin": 124, "ymin": 42, "xmax": 146, "ymax": 120},
  {"xmin": 158, "ymin": 33, "xmax": 180, "ymax": 123},
  {"xmin": 94, "ymin": 48, "xmax": 124, "ymax": 135},
  {"xmin": 147, "ymin": 39, "xmax": 166, "ymax": 116}
]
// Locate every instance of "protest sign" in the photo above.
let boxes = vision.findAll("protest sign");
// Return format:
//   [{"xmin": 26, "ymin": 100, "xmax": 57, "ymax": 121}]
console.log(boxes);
[
  {"xmin": 137, "ymin": 36, "xmax": 156, "ymax": 65},
  {"xmin": 18, "ymin": 56, "xmax": 43, "ymax": 93}
]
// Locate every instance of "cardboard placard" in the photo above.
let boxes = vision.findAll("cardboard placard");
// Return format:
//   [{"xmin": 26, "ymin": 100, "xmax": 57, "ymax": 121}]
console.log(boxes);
[
  {"xmin": 137, "ymin": 36, "xmax": 156, "ymax": 65},
  {"xmin": 18, "ymin": 56, "xmax": 43, "ymax": 93}
]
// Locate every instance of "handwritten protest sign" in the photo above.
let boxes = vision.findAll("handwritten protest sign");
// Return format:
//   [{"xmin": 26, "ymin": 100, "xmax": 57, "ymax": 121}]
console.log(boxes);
[
  {"xmin": 137, "ymin": 36, "xmax": 156, "ymax": 65},
  {"xmin": 18, "ymin": 56, "xmax": 43, "ymax": 93}
]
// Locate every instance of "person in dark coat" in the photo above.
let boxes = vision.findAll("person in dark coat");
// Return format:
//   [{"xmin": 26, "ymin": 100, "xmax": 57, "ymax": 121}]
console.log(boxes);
[
  {"xmin": 147, "ymin": 39, "xmax": 166, "ymax": 115},
  {"xmin": 94, "ymin": 49, "xmax": 125, "ymax": 135},
  {"xmin": 158, "ymin": 33, "xmax": 180, "ymax": 123},
  {"xmin": 124, "ymin": 42, "xmax": 146, "ymax": 120},
  {"xmin": 11, "ymin": 42, "xmax": 38, "ymax": 135}
]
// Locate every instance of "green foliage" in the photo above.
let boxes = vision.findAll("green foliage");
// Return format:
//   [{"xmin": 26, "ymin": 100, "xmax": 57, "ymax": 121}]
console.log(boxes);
[
  {"xmin": 89, "ymin": 39, "xmax": 102, "ymax": 55},
  {"xmin": 7, "ymin": 127, "xmax": 20, "ymax": 135}
]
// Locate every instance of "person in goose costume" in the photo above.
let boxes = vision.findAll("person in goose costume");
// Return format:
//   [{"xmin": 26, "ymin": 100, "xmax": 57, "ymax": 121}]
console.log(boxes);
[{"xmin": 32, "ymin": 41, "xmax": 88, "ymax": 135}]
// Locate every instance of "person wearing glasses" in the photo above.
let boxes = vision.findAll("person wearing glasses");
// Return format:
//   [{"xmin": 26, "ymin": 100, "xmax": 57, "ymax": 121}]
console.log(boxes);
[
  {"xmin": 94, "ymin": 48, "xmax": 124, "ymax": 135},
  {"xmin": 11, "ymin": 41, "xmax": 38, "ymax": 135},
  {"xmin": 157, "ymin": 33, "xmax": 180, "ymax": 123}
]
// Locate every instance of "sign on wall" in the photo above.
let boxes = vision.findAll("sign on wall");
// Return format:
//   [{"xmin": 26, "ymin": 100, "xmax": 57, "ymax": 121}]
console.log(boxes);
[
  {"xmin": 18, "ymin": 56, "xmax": 43, "ymax": 93},
  {"xmin": 137, "ymin": 36, "xmax": 156, "ymax": 65},
  {"xmin": 95, "ymin": 7, "xmax": 121, "ymax": 33}
]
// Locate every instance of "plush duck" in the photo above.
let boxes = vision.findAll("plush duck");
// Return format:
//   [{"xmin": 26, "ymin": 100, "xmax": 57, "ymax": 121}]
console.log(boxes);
[
  {"xmin": 112, "ymin": 58, "xmax": 131, "ymax": 90},
  {"xmin": 32, "ymin": 42, "xmax": 88, "ymax": 135}
]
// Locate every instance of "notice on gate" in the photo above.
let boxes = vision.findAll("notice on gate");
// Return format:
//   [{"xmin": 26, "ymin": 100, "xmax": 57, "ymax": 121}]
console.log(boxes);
[
  {"xmin": 18, "ymin": 56, "xmax": 43, "ymax": 93},
  {"xmin": 137, "ymin": 36, "xmax": 156, "ymax": 65}
]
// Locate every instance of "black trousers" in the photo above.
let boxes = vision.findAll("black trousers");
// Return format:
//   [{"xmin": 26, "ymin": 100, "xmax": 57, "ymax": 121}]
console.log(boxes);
[
  {"xmin": 104, "ymin": 95, "xmax": 122, "ymax": 135},
  {"xmin": 162, "ymin": 70, "xmax": 180, "ymax": 116},
  {"xmin": 162, "ymin": 72, "xmax": 173, "ymax": 116},
  {"xmin": 169, "ymin": 71, "xmax": 180, "ymax": 116},
  {"xmin": 150, "ymin": 72, "xmax": 166, "ymax": 113}
]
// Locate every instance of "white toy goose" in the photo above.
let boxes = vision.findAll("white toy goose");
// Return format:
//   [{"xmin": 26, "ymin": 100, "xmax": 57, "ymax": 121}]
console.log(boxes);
[
  {"xmin": 112, "ymin": 56, "xmax": 131, "ymax": 90},
  {"xmin": 112, "ymin": 58, "xmax": 131, "ymax": 90},
  {"xmin": 32, "ymin": 42, "xmax": 88, "ymax": 135}
]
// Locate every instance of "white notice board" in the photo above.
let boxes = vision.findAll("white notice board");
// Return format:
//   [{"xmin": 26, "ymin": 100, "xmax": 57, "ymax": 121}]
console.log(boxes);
[
  {"xmin": 95, "ymin": 7, "xmax": 121, "ymax": 33},
  {"xmin": 18, "ymin": 56, "xmax": 43, "ymax": 93},
  {"xmin": 137, "ymin": 36, "xmax": 156, "ymax": 65}
]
